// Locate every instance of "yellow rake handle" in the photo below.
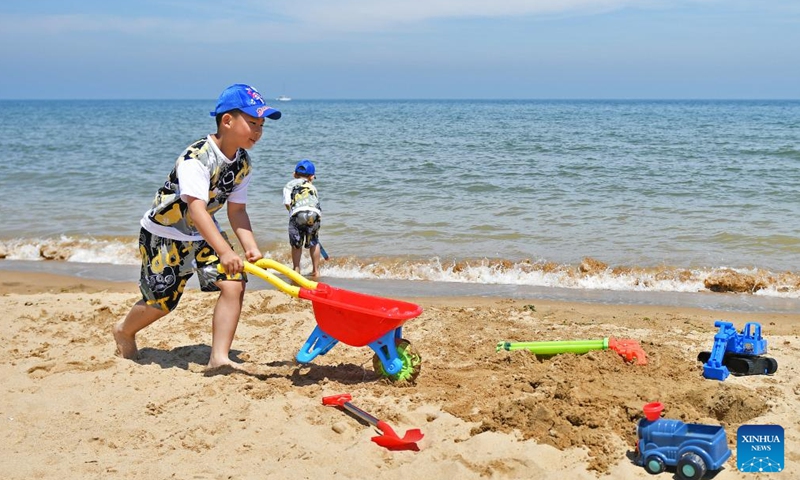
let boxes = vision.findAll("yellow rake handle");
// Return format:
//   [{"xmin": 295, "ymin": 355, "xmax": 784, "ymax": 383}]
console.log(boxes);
[{"xmin": 215, "ymin": 258, "xmax": 318, "ymax": 298}]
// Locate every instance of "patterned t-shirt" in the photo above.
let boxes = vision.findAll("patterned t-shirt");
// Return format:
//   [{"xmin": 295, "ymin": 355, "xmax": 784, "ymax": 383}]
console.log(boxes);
[
  {"xmin": 283, "ymin": 178, "xmax": 321, "ymax": 217},
  {"xmin": 141, "ymin": 135, "xmax": 251, "ymax": 241}
]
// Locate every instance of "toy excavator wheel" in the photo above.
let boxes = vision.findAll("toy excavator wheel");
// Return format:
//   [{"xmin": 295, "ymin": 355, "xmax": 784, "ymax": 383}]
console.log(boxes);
[
  {"xmin": 752, "ymin": 356, "xmax": 778, "ymax": 375},
  {"xmin": 763, "ymin": 357, "xmax": 778, "ymax": 374},
  {"xmin": 643, "ymin": 455, "xmax": 665, "ymax": 475},
  {"xmin": 698, "ymin": 352, "xmax": 778, "ymax": 376},
  {"xmin": 677, "ymin": 452, "xmax": 707, "ymax": 480},
  {"xmin": 726, "ymin": 356, "xmax": 753, "ymax": 375},
  {"xmin": 726, "ymin": 355, "xmax": 776, "ymax": 376},
  {"xmin": 372, "ymin": 338, "xmax": 422, "ymax": 383}
]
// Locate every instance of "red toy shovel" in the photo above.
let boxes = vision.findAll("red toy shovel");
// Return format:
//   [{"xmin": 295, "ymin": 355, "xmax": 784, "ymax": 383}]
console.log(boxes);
[{"xmin": 322, "ymin": 393, "xmax": 424, "ymax": 451}]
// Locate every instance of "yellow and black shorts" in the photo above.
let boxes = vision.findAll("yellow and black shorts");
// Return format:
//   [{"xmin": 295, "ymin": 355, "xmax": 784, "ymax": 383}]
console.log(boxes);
[{"xmin": 136, "ymin": 227, "xmax": 245, "ymax": 312}]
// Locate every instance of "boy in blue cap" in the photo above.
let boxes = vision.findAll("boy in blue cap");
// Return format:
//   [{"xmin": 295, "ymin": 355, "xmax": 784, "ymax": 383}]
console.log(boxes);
[
  {"xmin": 114, "ymin": 84, "xmax": 281, "ymax": 369},
  {"xmin": 283, "ymin": 159, "xmax": 323, "ymax": 278}
]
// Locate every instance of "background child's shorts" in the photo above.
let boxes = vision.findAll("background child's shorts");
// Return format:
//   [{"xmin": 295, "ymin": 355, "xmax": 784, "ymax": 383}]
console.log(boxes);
[
  {"xmin": 137, "ymin": 227, "xmax": 246, "ymax": 312},
  {"xmin": 288, "ymin": 211, "xmax": 321, "ymax": 249}
]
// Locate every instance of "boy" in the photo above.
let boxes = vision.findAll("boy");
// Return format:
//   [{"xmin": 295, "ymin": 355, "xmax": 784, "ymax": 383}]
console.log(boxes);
[
  {"xmin": 283, "ymin": 159, "xmax": 322, "ymax": 278},
  {"xmin": 113, "ymin": 83, "xmax": 281, "ymax": 369}
]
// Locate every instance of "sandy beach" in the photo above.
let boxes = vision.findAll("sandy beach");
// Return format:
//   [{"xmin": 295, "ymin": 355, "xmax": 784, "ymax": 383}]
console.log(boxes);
[{"xmin": 1, "ymin": 269, "xmax": 797, "ymax": 479}]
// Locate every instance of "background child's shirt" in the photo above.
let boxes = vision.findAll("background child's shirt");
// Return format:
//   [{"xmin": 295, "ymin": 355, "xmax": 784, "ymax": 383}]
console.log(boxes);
[
  {"xmin": 141, "ymin": 135, "xmax": 251, "ymax": 241},
  {"xmin": 283, "ymin": 179, "xmax": 321, "ymax": 218}
]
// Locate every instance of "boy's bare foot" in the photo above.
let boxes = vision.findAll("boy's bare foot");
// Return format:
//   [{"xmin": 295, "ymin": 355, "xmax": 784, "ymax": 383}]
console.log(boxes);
[
  {"xmin": 207, "ymin": 357, "xmax": 238, "ymax": 370},
  {"xmin": 309, "ymin": 271, "xmax": 320, "ymax": 279},
  {"xmin": 203, "ymin": 364, "xmax": 244, "ymax": 377},
  {"xmin": 113, "ymin": 322, "xmax": 139, "ymax": 359}
]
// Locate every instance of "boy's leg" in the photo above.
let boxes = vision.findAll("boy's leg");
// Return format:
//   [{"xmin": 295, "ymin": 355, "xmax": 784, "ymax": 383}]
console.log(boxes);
[
  {"xmin": 208, "ymin": 279, "xmax": 246, "ymax": 368},
  {"xmin": 114, "ymin": 301, "xmax": 168, "ymax": 359},
  {"xmin": 308, "ymin": 218, "xmax": 322, "ymax": 278},
  {"xmin": 288, "ymin": 216, "xmax": 303, "ymax": 272},
  {"xmin": 114, "ymin": 228, "xmax": 178, "ymax": 360},
  {"xmin": 291, "ymin": 246, "xmax": 303, "ymax": 273},
  {"xmin": 309, "ymin": 244, "xmax": 321, "ymax": 278},
  {"xmin": 194, "ymin": 234, "xmax": 247, "ymax": 369}
]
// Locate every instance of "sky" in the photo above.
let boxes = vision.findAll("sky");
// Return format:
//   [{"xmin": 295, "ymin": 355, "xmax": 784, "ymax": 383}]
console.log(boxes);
[{"xmin": 0, "ymin": 0, "xmax": 798, "ymax": 100}]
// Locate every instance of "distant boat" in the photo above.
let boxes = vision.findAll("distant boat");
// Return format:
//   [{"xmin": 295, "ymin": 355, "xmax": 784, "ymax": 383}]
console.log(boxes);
[{"xmin": 276, "ymin": 95, "xmax": 292, "ymax": 102}]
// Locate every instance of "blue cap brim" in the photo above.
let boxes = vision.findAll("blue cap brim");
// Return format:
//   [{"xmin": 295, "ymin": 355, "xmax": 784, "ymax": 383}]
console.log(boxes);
[
  {"xmin": 241, "ymin": 105, "xmax": 281, "ymax": 120},
  {"xmin": 209, "ymin": 106, "xmax": 282, "ymax": 120}
]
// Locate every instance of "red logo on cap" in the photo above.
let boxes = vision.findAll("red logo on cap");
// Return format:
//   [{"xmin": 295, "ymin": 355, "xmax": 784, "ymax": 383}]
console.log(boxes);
[
  {"xmin": 247, "ymin": 88, "xmax": 264, "ymax": 104},
  {"xmin": 256, "ymin": 106, "xmax": 273, "ymax": 117}
]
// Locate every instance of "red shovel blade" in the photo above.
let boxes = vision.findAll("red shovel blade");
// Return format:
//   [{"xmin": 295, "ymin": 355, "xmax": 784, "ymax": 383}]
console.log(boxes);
[{"xmin": 373, "ymin": 420, "xmax": 424, "ymax": 451}]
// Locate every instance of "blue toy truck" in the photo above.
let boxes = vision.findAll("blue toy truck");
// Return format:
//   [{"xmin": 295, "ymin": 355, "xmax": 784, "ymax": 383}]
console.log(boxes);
[
  {"xmin": 697, "ymin": 321, "xmax": 778, "ymax": 381},
  {"xmin": 637, "ymin": 402, "xmax": 731, "ymax": 480}
]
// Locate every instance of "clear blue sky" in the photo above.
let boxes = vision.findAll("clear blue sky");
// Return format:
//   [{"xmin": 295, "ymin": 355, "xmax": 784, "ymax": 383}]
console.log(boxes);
[{"xmin": 1, "ymin": 0, "xmax": 798, "ymax": 99}]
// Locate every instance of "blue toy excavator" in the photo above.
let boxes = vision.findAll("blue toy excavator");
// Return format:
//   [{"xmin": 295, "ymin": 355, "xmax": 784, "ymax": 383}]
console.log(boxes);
[{"xmin": 697, "ymin": 321, "xmax": 778, "ymax": 381}]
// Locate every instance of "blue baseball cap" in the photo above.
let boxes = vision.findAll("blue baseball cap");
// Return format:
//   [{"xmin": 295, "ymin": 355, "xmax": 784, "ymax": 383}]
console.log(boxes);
[
  {"xmin": 295, "ymin": 159, "xmax": 315, "ymax": 176},
  {"xmin": 210, "ymin": 84, "xmax": 282, "ymax": 120}
]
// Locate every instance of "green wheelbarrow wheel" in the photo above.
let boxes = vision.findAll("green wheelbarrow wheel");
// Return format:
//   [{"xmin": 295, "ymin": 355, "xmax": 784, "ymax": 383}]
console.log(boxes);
[{"xmin": 372, "ymin": 339, "xmax": 422, "ymax": 383}]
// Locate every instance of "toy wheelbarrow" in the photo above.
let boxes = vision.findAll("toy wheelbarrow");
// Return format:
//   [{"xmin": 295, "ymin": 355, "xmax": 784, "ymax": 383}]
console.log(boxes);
[{"xmin": 243, "ymin": 259, "xmax": 423, "ymax": 382}]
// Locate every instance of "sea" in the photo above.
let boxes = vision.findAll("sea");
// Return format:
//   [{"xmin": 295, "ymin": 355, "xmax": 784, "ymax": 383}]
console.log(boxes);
[{"xmin": 2, "ymin": 99, "xmax": 800, "ymax": 313}]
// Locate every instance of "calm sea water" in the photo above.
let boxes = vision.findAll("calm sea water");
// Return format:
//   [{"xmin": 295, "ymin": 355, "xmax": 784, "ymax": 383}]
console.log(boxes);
[{"xmin": 1, "ymin": 99, "xmax": 799, "ymax": 310}]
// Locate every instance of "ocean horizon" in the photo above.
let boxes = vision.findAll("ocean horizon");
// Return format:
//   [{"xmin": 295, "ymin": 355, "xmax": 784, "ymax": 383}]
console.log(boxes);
[
  {"xmin": 2, "ymin": 99, "xmax": 799, "ymax": 312},
  {"xmin": 4, "ymin": 97, "xmax": 798, "ymax": 100}
]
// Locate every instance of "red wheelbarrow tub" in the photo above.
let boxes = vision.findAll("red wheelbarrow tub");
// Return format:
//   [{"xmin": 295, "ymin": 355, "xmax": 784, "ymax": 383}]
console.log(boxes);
[{"xmin": 298, "ymin": 283, "xmax": 423, "ymax": 347}]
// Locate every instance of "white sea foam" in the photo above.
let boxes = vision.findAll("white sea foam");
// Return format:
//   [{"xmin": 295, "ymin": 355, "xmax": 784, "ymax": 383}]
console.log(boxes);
[
  {"xmin": 753, "ymin": 285, "xmax": 800, "ymax": 299},
  {"xmin": 68, "ymin": 243, "xmax": 139, "ymax": 265},
  {"xmin": 311, "ymin": 256, "xmax": 800, "ymax": 298},
  {"xmin": 2, "ymin": 237, "xmax": 800, "ymax": 299},
  {"xmin": 0, "ymin": 236, "xmax": 140, "ymax": 265}
]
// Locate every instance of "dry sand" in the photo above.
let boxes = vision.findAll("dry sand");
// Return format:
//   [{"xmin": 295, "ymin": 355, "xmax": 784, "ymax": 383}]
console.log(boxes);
[{"xmin": 1, "ymin": 270, "xmax": 798, "ymax": 479}]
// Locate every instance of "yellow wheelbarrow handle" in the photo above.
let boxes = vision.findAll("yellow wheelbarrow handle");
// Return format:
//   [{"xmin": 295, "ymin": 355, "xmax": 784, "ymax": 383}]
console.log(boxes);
[
  {"xmin": 251, "ymin": 258, "xmax": 318, "ymax": 295},
  {"xmin": 215, "ymin": 257, "xmax": 318, "ymax": 298}
]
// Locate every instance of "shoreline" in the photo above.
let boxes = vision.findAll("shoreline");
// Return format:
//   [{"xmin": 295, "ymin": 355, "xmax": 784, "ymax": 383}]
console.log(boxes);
[
  {"xmin": 2, "ymin": 270, "xmax": 798, "ymax": 337},
  {"xmin": 3, "ymin": 259, "xmax": 800, "ymax": 314}
]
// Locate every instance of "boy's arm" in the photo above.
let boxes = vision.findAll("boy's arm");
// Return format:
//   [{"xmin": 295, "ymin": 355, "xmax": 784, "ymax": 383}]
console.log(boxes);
[
  {"xmin": 227, "ymin": 201, "xmax": 263, "ymax": 263},
  {"xmin": 282, "ymin": 183, "xmax": 294, "ymax": 212},
  {"xmin": 186, "ymin": 197, "xmax": 243, "ymax": 275}
]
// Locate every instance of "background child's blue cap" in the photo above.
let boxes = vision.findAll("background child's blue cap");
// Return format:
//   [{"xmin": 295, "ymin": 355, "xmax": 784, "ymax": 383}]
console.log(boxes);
[
  {"xmin": 210, "ymin": 84, "xmax": 282, "ymax": 120},
  {"xmin": 295, "ymin": 159, "xmax": 315, "ymax": 176}
]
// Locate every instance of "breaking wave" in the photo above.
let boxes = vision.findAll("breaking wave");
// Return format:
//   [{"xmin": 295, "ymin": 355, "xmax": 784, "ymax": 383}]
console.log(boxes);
[{"xmin": 2, "ymin": 236, "xmax": 799, "ymax": 299}]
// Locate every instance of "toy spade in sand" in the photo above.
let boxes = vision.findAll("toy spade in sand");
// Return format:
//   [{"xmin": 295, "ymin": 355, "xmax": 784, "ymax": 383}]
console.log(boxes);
[
  {"xmin": 496, "ymin": 337, "xmax": 647, "ymax": 365},
  {"xmin": 322, "ymin": 393, "xmax": 423, "ymax": 451}
]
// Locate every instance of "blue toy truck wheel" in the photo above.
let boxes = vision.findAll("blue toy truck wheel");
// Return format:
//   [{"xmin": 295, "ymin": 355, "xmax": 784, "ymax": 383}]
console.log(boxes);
[
  {"xmin": 643, "ymin": 455, "xmax": 665, "ymax": 475},
  {"xmin": 677, "ymin": 452, "xmax": 707, "ymax": 480}
]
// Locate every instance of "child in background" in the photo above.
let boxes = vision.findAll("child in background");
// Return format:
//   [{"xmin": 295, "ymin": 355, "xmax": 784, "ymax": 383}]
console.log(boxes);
[
  {"xmin": 283, "ymin": 159, "xmax": 322, "ymax": 278},
  {"xmin": 113, "ymin": 83, "xmax": 281, "ymax": 369}
]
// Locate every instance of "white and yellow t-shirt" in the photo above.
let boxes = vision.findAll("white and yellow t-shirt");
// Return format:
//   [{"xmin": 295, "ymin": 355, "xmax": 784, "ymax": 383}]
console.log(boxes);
[
  {"xmin": 141, "ymin": 135, "xmax": 251, "ymax": 241},
  {"xmin": 283, "ymin": 178, "xmax": 321, "ymax": 218}
]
